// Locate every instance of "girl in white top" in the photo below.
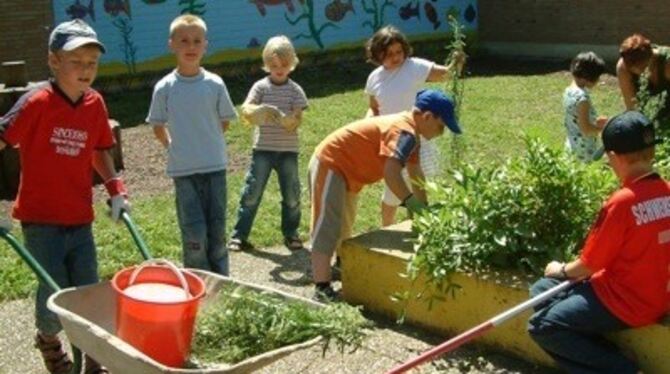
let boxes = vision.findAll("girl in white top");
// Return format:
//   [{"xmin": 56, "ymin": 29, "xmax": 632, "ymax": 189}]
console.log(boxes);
[
  {"xmin": 364, "ymin": 25, "xmax": 464, "ymax": 226},
  {"xmin": 563, "ymin": 52, "xmax": 609, "ymax": 162}
]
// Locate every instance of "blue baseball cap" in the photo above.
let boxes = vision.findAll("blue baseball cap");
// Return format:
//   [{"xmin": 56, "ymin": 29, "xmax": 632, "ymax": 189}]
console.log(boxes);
[
  {"xmin": 415, "ymin": 89, "xmax": 461, "ymax": 134},
  {"xmin": 602, "ymin": 111, "xmax": 661, "ymax": 153},
  {"xmin": 49, "ymin": 19, "xmax": 106, "ymax": 53}
]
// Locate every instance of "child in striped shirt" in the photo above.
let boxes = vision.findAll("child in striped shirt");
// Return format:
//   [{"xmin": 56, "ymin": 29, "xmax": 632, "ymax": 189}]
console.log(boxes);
[{"xmin": 229, "ymin": 35, "xmax": 308, "ymax": 252}]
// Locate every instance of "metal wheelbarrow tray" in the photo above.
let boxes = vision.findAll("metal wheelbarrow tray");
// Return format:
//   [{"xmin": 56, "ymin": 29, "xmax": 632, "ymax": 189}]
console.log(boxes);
[{"xmin": 48, "ymin": 269, "xmax": 323, "ymax": 374}]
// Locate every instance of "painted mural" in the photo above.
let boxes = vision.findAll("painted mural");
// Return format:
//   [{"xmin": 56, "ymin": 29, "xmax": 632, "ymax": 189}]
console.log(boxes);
[{"xmin": 52, "ymin": 0, "xmax": 478, "ymax": 76}]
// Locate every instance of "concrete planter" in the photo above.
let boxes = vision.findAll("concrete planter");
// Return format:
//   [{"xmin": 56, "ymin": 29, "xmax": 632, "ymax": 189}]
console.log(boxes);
[{"xmin": 340, "ymin": 221, "xmax": 670, "ymax": 373}]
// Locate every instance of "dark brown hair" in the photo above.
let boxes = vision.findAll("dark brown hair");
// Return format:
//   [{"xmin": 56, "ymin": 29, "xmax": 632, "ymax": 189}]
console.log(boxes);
[
  {"xmin": 619, "ymin": 34, "xmax": 653, "ymax": 68},
  {"xmin": 365, "ymin": 25, "xmax": 413, "ymax": 65},
  {"xmin": 570, "ymin": 52, "xmax": 605, "ymax": 82}
]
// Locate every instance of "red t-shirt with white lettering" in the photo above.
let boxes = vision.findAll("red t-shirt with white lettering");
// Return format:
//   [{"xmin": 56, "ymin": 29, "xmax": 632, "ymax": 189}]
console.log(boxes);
[
  {"xmin": 580, "ymin": 173, "xmax": 670, "ymax": 327},
  {"xmin": 0, "ymin": 82, "xmax": 114, "ymax": 225}
]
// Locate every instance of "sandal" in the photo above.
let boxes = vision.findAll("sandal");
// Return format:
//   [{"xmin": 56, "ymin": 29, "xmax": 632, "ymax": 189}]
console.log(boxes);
[
  {"xmin": 228, "ymin": 238, "xmax": 253, "ymax": 252},
  {"xmin": 284, "ymin": 236, "xmax": 304, "ymax": 251},
  {"xmin": 34, "ymin": 332, "xmax": 73, "ymax": 374}
]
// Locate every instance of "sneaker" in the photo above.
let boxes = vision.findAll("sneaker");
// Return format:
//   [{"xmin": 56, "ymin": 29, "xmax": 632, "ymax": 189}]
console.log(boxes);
[
  {"xmin": 34, "ymin": 332, "xmax": 73, "ymax": 374},
  {"xmin": 228, "ymin": 238, "xmax": 253, "ymax": 252},
  {"xmin": 284, "ymin": 236, "xmax": 304, "ymax": 251},
  {"xmin": 312, "ymin": 284, "xmax": 340, "ymax": 303}
]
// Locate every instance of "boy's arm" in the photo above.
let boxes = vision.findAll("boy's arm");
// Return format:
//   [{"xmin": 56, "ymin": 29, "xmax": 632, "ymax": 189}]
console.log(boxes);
[
  {"xmin": 221, "ymin": 120, "xmax": 230, "ymax": 133},
  {"xmin": 384, "ymin": 158, "xmax": 427, "ymax": 213},
  {"xmin": 152, "ymin": 124, "xmax": 171, "ymax": 149},
  {"xmin": 426, "ymin": 51, "xmax": 466, "ymax": 82},
  {"xmin": 616, "ymin": 58, "xmax": 638, "ymax": 110},
  {"xmin": 366, "ymin": 96, "xmax": 380, "ymax": 117},
  {"xmin": 406, "ymin": 162, "xmax": 427, "ymax": 203}
]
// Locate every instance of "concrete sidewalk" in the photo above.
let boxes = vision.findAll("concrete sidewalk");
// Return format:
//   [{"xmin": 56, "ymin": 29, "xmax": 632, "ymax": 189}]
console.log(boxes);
[{"xmin": 0, "ymin": 246, "xmax": 550, "ymax": 373}]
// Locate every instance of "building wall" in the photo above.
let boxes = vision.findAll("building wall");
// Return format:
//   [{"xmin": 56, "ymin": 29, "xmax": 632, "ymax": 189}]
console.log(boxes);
[
  {"xmin": 0, "ymin": 0, "xmax": 53, "ymax": 82},
  {"xmin": 478, "ymin": 0, "xmax": 670, "ymax": 61},
  {"xmin": 50, "ymin": 0, "xmax": 478, "ymax": 77}
]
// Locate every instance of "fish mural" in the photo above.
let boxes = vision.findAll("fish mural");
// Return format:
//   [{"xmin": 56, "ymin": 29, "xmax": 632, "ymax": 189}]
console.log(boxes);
[
  {"xmin": 66, "ymin": 0, "xmax": 95, "ymax": 22},
  {"xmin": 464, "ymin": 3, "xmax": 476, "ymax": 23},
  {"xmin": 247, "ymin": 37, "xmax": 261, "ymax": 48},
  {"xmin": 104, "ymin": 0, "xmax": 131, "ymax": 18},
  {"xmin": 250, "ymin": 0, "xmax": 299, "ymax": 16},
  {"xmin": 424, "ymin": 1, "xmax": 440, "ymax": 29},
  {"xmin": 399, "ymin": 1, "xmax": 420, "ymax": 21},
  {"xmin": 325, "ymin": 0, "xmax": 354, "ymax": 22},
  {"xmin": 142, "ymin": 0, "xmax": 167, "ymax": 3}
]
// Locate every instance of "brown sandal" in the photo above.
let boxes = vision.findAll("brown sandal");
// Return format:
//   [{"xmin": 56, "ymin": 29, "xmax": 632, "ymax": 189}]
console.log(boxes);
[{"xmin": 34, "ymin": 333, "xmax": 73, "ymax": 374}]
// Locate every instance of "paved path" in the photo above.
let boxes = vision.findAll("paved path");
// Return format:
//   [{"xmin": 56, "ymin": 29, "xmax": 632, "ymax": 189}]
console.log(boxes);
[{"xmin": 0, "ymin": 245, "xmax": 552, "ymax": 373}]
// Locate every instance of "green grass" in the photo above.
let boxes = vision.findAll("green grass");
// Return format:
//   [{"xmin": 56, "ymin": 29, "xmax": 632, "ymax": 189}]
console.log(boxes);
[{"xmin": 0, "ymin": 62, "xmax": 625, "ymax": 301}]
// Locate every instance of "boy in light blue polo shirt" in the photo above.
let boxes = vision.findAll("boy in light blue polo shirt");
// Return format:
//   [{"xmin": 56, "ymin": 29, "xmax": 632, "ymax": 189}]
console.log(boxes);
[{"xmin": 146, "ymin": 14, "xmax": 237, "ymax": 275}]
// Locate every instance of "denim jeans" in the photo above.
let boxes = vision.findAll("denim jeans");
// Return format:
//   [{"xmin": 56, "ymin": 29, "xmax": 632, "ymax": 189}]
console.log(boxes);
[
  {"xmin": 22, "ymin": 223, "xmax": 98, "ymax": 335},
  {"xmin": 527, "ymin": 278, "xmax": 638, "ymax": 374},
  {"xmin": 174, "ymin": 170, "xmax": 228, "ymax": 275},
  {"xmin": 231, "ymin": 150, "xmax": 301, "ymax": 240}
]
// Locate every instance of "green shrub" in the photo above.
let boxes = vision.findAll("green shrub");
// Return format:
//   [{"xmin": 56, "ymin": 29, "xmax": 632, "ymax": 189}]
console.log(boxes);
[{"xmin": 408, "ymin": 138, "xmax": 617, "ymax": 297}]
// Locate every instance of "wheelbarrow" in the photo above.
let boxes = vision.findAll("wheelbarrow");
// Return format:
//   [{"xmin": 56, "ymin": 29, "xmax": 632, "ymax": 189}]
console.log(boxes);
[{"xmin": 2, "ymin": 212, "xmax": 325, "ymax": 373}]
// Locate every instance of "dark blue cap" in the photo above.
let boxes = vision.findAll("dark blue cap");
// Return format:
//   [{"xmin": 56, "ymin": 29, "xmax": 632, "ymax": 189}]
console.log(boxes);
[
  {"xmin": 49, "ymin": 19, "xmax": 105, "ymax": 53},
  {"xmin": 415, "ymin": 89, "xmax": 461, "ymax": 134},
  {"xmin": 602, "ymin": 111, "xmax": 661, "ymax": 153}
]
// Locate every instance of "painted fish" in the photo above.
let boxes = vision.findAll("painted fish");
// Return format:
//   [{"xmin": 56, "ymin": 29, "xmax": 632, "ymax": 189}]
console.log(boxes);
[
  {"xmin": 424, "ymin": 1, "xmax": 440, "ymax": 30},
  {"xmin": 104, "ymin": 0, "xmax": 131, "ymax": 18},
  {"xmin": 325, "ymin": 0, "xmax": 354, "ymax": 22},
  {"xmin": 464, "ymin": 3, "xmax": 477, "ymax": 23},
  {"xmin": 250, "ymin": 0, "xmax": 296, "ymax": 17},
  {"xmin": 66, "ymin": 0, "xmax": 95, "ymax": 22},
  {"xmin": 398, "ymin": 1, "xmax": 420, "ymax": 21},
  {"xmin": 247, "ymin": 37, "xmax": 261, "ymax": 48}
]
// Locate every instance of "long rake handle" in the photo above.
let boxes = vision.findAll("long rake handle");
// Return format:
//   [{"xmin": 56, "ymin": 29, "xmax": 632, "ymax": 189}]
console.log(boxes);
[
  {"xmin": 0, "ymin": 229, "xmax": 60, "ymax": 292},
  {"xmin": 386, "ymin": 279, "xmax": 573, "ymax": 374}
]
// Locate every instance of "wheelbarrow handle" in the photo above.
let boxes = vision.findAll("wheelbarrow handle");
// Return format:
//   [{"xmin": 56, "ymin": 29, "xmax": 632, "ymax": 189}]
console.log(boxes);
[
  {"xmin": 120, "ymin": 211, "xmax": 152, "ymax": 261},
  {"xmin": 0, "ymin": 228, "xmax": 60, "ymax": 292}
]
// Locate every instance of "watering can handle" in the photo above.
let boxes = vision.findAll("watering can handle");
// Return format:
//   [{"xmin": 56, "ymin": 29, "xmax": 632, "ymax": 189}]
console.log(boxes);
[{"xmin": 128, "ymin": 259, "xmax": 190, "ymax": 298}]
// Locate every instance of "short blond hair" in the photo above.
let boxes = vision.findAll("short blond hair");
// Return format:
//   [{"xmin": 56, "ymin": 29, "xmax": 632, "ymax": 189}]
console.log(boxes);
[
  {"xmin": 262, "ymin": 35, "xmax": 299, "ymax": 72},
  {"xmin": 169, "ymin": 14, "xmax": 207, "ymax": 37}
]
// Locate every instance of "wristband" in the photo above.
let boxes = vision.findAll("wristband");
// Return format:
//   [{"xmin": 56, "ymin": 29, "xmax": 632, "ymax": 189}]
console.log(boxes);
[
  {"xmin": 104, "ymin": 177, "xmax": 127, "ymax": 197},
  {"xmin": 560, "ymin": 263, "xmax": 568, "ymax": 279}
]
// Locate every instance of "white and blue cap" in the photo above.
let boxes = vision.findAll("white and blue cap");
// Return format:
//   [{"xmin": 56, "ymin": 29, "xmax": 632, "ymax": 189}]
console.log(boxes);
[
  {"xmin": 415, "ymin": 89, "xmax": 461, "ymax": 134},
  {"xmin": 49, "ymin": 19, "xmax": 106, "ymax": 53}
]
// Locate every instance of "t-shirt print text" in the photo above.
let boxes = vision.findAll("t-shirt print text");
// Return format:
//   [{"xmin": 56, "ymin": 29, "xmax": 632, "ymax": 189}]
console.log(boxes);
[{"xmin": 50, "ymin": 127, "xmax": 88, "ymax": 156}]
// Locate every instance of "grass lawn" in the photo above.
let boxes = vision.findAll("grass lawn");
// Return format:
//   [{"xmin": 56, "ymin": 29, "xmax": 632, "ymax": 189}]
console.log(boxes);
[{"xmin": 0, "ymin": 59, "xmax": 625, "ymax": 301}]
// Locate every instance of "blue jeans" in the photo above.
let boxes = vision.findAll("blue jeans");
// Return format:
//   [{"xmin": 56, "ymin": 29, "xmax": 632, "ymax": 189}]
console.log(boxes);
[
  {"xmin": 174, "ymin": 171, "xmax": 228, "ymax": 275},
  {"xmin": 231, "ymin": 150, "xmax": 301, "ymax": 240},
  {"xmin": 527, "ymin": 278, "xmax": 638, "ymax": 374},
  {"xmin": 22, "ymin": 223, "xmax": 98, "ymax": 335}
]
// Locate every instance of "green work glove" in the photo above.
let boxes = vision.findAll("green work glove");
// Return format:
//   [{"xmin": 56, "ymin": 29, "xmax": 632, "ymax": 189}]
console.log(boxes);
[{"xmin": 402, "ymin": 194, "xmax": 427, "ymax": 214}]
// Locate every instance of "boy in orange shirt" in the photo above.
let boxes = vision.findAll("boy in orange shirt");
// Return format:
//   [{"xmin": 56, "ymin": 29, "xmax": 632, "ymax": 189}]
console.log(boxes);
[
  {"xmin": 527, "ymin": 111, "xmax": 670, "ymax": 373},
  {"xmin": 309, "ymin": 89, "xmax": 460, "ymax": 301}
]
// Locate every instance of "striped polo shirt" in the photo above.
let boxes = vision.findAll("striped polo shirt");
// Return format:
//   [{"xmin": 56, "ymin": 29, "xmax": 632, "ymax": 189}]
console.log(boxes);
[{"xmin": 247, "ymin": 77, "xmax": 308, "ymax": 152}]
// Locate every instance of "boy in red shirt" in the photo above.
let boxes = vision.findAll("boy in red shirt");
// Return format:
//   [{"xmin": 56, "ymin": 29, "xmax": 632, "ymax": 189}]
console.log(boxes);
[
  {"xmin": 309, "ymin": 89, "xmax": 460, "ymax": 301},
  {"xmin": 527, "ymin": 111, "xmax": 670, "ymax": 373},
  {"xmin": 0, "ymin": 19, "xmax": 129, "ymax": 374}
]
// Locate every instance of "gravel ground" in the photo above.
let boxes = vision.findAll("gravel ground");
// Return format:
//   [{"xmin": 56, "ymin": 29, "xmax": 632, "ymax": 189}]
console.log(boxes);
[
  {"xmin": 0, "ymin": 125, "xmax": 555, "ymax": 373},
  {"xmin": 0, "ymin": 245, "xmax": 553, "ymax": 374}
]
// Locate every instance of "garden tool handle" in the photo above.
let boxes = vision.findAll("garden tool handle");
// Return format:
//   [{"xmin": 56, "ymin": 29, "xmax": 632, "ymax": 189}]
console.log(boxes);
[
  {"xmin": 119, "ymin": 211, "xmax": 152, "ymax": 261},
  {"xmin": 128, "ymin": 259, "xmax": 191, "ymax": 298}
]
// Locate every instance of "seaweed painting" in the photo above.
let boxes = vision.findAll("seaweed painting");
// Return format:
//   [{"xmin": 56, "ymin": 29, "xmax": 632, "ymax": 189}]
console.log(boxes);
[
  {"xmin": 285, "ymin": 0, "xmax": 337, "ymax": 49},
  {"xmin": 361, "ymin": 0, "xmax": 394, "ymax": 32},
  {"xmin": 112, "ymin": 16, "xmax": 137, "ymax": 74},
  {"xmin": 179, "ymin": 0, "xmax": 206, "ymax": 15}
]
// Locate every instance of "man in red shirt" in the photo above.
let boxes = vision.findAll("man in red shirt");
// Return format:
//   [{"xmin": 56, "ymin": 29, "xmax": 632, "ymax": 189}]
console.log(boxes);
[
  {"xmin": 309, "ymin": 89, "xmax": 460, "ymax": 301},
  {"xmin": 527, "ymin": 111, "xmax": 670, "ymax": 373}
]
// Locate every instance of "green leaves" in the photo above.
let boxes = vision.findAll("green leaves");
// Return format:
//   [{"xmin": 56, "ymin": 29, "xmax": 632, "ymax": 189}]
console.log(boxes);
[
  {"xmin": 191, "ymin": 286, "xmax": 371, "ymax": 365},
  {"xmin": 405, "ymin": 138, "xmax": 616, "ymax": 305}
]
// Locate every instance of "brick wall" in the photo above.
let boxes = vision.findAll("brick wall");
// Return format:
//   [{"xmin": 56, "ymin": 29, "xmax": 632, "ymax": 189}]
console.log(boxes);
[
  {"xmin": 479, "ymin": 0, "xmax": 670, "ymax": 45},
  {"xmin": 0, "ymin": 1, "xmax": 53, "ymax": 83}
]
